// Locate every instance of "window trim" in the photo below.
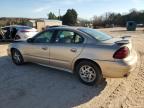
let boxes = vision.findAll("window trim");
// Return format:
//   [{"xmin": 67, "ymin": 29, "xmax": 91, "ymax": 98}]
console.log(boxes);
[{"xmin": 32, "ymin": 30, "xmax": 55, "ymax": 43}]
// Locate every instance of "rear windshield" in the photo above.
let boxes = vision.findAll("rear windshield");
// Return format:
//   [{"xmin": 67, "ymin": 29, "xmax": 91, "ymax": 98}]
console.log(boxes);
[{"xmin": 79, "ymin": 28, "xmax": 112, "ymax": 41}]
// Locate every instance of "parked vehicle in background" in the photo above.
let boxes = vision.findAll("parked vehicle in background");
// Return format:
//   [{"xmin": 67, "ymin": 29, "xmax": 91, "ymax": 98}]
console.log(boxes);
[
  {"xmin": 126, "ymin": 21, "xmax": 137, "ymax": 31},
  {"xmin": 0, "ymin": 25, "xmax": 38, "ymax": 41},
  {"xmin": 137, "ymin": 24, "xmax": 144, "ymax": 27},
  {"xmin": 7, "ymin": 26, "xmax": 137, "ymax": 86}
]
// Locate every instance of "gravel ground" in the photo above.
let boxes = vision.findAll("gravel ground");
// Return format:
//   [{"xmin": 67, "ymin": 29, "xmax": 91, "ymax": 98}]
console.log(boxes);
[{"xmin": 0, "ymin": 27, "xmax": 144, "ymax": 108}]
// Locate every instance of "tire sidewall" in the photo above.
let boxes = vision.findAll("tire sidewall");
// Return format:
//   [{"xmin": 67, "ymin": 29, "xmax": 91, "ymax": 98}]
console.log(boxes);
[{"xmin": 11, "ymin": 49, "xmax": 24, "ymax": 65}]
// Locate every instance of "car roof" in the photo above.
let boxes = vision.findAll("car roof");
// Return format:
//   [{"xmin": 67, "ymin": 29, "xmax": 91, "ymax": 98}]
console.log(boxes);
[
  {"xmin": 1, "ymin": 25, "xmax": 31, "ymax": 28},
  {"xmin": 47, "ymin": 26, "xmax": 86, "ymax": 31}
]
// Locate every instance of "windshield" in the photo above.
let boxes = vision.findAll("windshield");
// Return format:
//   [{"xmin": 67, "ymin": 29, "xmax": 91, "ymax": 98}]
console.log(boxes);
[{"xmin": 79, "ymin": 28, "xmax": 112, "ymax": 41}]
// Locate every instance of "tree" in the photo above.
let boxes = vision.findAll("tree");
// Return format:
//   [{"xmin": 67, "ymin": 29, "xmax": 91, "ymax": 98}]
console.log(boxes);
[
  {"xmin": 92, "ymin": 9, "xmax": 144, "ymax": 27},
  {"xmin": 78, "ymin": 18, "xmax": 92, "ymax": 27},
  {"xmin": 93, "ymin": 16, "xmax": 105, "ymax": 28},
  {"xmin": 62, "ymin": 9, "xmax": 78, "ymax": 26},
  {"xmin": 48, "ymin": 12, "xmax": 57, "ymax": 19}
]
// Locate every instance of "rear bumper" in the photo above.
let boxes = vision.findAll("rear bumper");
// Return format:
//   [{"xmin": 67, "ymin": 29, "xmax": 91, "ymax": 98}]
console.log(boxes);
[{"xmin": 95, "ymin": 51, "xmax": 137, "ymax": 78}]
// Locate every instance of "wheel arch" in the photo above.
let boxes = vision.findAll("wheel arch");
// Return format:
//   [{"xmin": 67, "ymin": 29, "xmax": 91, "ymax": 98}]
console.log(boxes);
[
  {"xmin": 10, "ymin": 48, "xmax": 23, "ymax": 57},
  {"xmin": 10, "ymin": 48, "xmax": 19, "ymax": 53},
  {"xmin": 73, "ymin": 58, "xmax": 102, "ymax": 74}
]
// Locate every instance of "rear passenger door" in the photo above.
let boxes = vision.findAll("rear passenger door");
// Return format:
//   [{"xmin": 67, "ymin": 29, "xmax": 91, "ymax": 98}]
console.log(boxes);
[{"xmin": 49, "ymin": 30, "xmax": 85, "ymax": 71}]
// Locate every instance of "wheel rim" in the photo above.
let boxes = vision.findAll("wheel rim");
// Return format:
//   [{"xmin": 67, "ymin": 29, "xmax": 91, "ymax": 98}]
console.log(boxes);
[
  {"xmin": 79, "ymin": 65, "xmax": 96, "ymax": 83},
  {"xmin": 13, "ymin": 51, "xmax": 21, "ymax": 63}
]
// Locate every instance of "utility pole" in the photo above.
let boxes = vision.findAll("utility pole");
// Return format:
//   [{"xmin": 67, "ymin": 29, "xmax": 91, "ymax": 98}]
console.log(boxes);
[{"xmin": 59, "ymin": 9, "xmax": 61, "ymax": 20}]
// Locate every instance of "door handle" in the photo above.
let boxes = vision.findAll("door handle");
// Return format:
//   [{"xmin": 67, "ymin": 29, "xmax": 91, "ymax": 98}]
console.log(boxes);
[
  {"xmin": 71, "ymin": 48, "xmax": 77, "ymax": 52},
  {"xmin": 41, "ymin": 47, "xmax": 48, "ymax": 50}
]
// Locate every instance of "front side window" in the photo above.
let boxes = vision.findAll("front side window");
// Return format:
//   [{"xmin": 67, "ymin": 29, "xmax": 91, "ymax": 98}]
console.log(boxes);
[
  {"xmin": 55, "ymin": 30, "xmax": 84, "ymax": 44},
  {"xmin": 16, "ymin": 26, "xmax": 32, "ymax": 30},
  {"xmin": 33, "ymin": 31, "xmax": 53, "ymax": 43}
]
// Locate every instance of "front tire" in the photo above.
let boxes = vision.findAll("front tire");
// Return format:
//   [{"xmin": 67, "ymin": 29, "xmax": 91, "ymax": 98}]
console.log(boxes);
[
  {"xmin": 11, "ymin": 49, "xmax": 24, "ymax": 65},
  {"xmin": 76, "ymin": 61, "xmax": 103, "ymax": 86}
]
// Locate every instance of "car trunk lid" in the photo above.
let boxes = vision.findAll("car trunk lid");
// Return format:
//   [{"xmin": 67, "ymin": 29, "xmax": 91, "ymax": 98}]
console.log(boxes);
[{"xmin": 102, "ymin": 36, "xmax": 135, "ymax": 60}]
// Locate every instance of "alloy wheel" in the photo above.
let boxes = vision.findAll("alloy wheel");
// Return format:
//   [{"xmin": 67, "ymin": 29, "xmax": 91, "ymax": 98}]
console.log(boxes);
[
  {"xmin": 13, "ymin": 51, "xmax": 21, "ymax": 63},
  {"xmin": 79, "ymin": 65, "xmax": 97, "ymax": 83}
]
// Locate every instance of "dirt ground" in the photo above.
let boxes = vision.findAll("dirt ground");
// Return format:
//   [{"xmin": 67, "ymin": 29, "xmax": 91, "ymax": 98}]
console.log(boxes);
[{"xmin": 0, "ymin": 27, "xmax": 144, "ymax": 108}]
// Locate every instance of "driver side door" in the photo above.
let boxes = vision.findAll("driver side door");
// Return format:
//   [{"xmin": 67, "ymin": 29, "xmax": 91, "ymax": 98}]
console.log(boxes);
[{"xmin": 24, "ymin": 30, "xmax": 54, "ymax": 65}]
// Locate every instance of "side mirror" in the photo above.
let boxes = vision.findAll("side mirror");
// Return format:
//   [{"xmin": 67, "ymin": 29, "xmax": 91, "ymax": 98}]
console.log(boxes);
[{"xmin": 27, "ymin": 38, "xmax": 34, "ymax": 43}]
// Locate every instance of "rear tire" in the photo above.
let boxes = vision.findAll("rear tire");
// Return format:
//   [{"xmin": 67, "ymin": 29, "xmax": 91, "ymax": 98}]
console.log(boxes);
[
  {"xmin": 11, "ymin": 49, "xmax": 24, "ymax": 65},
  {"xmin": 76, "ymin": 61, "xmax": 103, "ymax": 86}
]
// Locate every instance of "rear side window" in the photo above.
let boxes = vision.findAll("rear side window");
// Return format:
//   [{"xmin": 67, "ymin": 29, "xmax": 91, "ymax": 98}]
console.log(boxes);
[{"xmin": 55, "ymin": 30, "xmax": 84, "ymax": 44}]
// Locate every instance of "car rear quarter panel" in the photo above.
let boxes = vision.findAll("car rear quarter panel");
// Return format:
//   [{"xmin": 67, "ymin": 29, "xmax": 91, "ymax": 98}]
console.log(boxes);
[
  {"xmin": 71, "ymin": 43, "xmax": 118, "ymax": 73},
  {"xmin": 75, "ymin": 43, "xmax": 117, "ymax": 61}
]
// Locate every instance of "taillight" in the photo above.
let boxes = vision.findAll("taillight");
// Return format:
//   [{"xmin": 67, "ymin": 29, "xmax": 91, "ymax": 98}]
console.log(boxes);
[{"xmin": 113, "ymin": 47, "xmax": 129, "ymax": 59}]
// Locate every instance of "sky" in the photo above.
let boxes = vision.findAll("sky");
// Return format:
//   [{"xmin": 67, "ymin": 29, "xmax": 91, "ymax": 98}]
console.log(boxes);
[{"xmin": 0, "ymin": 0, "xmax": 144, "ymax": 19}]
